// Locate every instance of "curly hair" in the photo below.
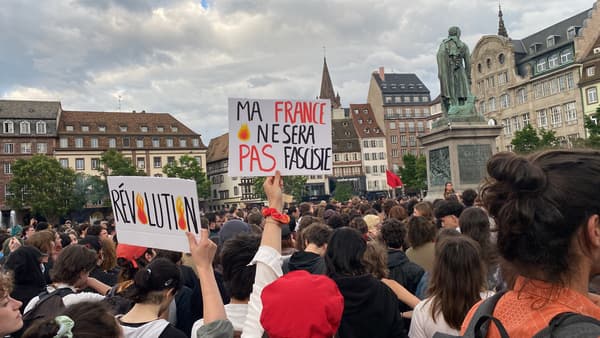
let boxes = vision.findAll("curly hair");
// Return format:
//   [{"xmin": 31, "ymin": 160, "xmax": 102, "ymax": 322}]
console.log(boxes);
[
  {"xmin": 480, "ymin": 150, "xmax": 600, "ymax": 284},
  {"xmin": 379, "ymin": 218, "xmax": 407, "ymax": 249}
]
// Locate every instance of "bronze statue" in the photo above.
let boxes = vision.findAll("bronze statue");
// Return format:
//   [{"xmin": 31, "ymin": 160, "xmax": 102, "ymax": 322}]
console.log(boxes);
[{"xmin": 437, "ymin": 26, "xmax": 472, "ymax": 116}]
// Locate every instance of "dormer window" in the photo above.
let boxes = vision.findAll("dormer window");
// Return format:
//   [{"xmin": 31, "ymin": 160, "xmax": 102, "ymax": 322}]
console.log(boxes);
[
  {"xmin": 98, "ymin": 125, "xmax": 106, "ymax": 132},
  {"xmin": 20, "ymin": 121, "xmax": 30, "ymax": 134},
  {"xmin": 391, "ymin": 84, "xmax": 397, "ymax": 89},
  {"xmin": 364, "ymin": 128, "xmax": 370, "ymax": 134},
  {"xmin": 171, "ymin": 126, "xmax": 178, "ymax": 132},
  {"xmin": 567, "ymin": 26, "xmax": 578, "ymax": 40},
  {"xmin": 140, "ymin": 126, "xmax": 148, "ymax": 132},
  {"xmin": 156, "ymin": 126, "xmax": 164, "ymax": 132},
  {"xmin": 363, "ymin": 109, "xmax": 369, "ymax": 114},
  {"xmin": 66, "ymin": 125, "xmax": 74, "ymax": 132},
  {"xmin": 36, "ymin": 121, "xmax": 47, "ymax": 134},
  {"xmin": 120, "ymin": 125, "xmax": 128, "ymax": 132},
  {"xmin": 529, "ymin": 43, "xmax": 542, "ymax": 54},
  {"xmin": 81, "ymin": 125, "xmax": 89, "ymax": 132},
  {"xmin": 546, "ymin": 35, "xmax": 558, "ymax": 47},
  {"xmin": 3, "ymin": 121, "xmax": 14, "ymax": 134},
  {"xmin": 358, "ymin": 119, "xmax": 363, "ymax": 124}
]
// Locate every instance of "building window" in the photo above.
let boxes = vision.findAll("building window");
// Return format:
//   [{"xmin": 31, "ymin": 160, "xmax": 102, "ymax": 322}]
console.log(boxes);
[
  {"xmin": 36, "ymin": 121, "xmax": 47, "ymax": 134},
  {"xmin": 392, "ymin": 149, "xmax": 399, "ymax": 158},
  {"xmin": 409, "ymin": 136, "xmax": 416, "ymax": 147},
  {"xmin": 19, "ymin": 143, "xmax": 31, "ymax": 154},
  {"xmin": 171, "ymin": 126, "xmax": 178, "ymax": 132},
  {"xmin": 379, "ymin": 152, "xmax": 385, "ymax": 160},
  {"xmin": 500, "ymin": 94, "xmax": 510, "ymax": 108},
  {"xmin": 363, "ymin": 140, "xmax": 368, "ymax": 148},
  {"xmin": 90, "ymin": 138, "xmax": 98, "ymax": 148},
  {"xmin": 120, "ymin": 125, "xmax": 128, "ymax": 132},
  {"xmin": 550, "ymin": 106, "xmax": 562, "ymax": 126},
  {"xmin": 364, "ymin": 153, "xmax": 370, "ymax": 161},
  {"xmin": 157, "ymin": 126, "xmax": 164, "ymax": 132},
  {"xmin": 167, "ymin": 156, "xmax": 175, "ymax": 165},
  {"xmin": 123, "ymin": 137, "xmax": 130, "ymax": 147},
  {"xmin": 512, "ymin": 116, "xmax": 521, "ymax": 131},
  {"xmin": 108, "ymin": 138, "xmax": 116, "ymax": 148},
  {"xmin": 516, "ymin": 88, "xmax": 527, "ymax": 104},
  {"xmin": 372, "ymin": 165, "xmax": 378, "ymax": 173},
  {"xmin": 36, "ymin": 143, "xmax": 47, "ymax": 153},
  {"xmin": 564, "ymin": 102, "xmax": 577, "ymax": 121},
  {"xmin": 385, "ymin": 96, "xmax": 392, "ymax": 103},
  {"xmin": 65, "ymin": 125, "xmax": 74, "ymax": 132},
  {"xmin": 153, "ymin": 157, "xmax": 162, "ymax": 168},
  {"xmin": 98, "ymin": 125, "xmax": 106, "ymax": 132},
  {"xmin": 3, "ymin": 121, "xmax": 14, "ymax": 134},
  {"xmin": 587, "ymin": 87, "xmax": 598, "ymax": 104},
  {"xmin": 536, "ymin": 59, "xmax": 547, "ymax": 73},
  {"xmin": 20, "ymin": 121, "xmax": 30, "ymax": 134},
  {"xmin": 479, "ymin": 101, "xmax": 486, "ymax": 113},
  {"xmin": 399, "ymin": 122, "xmax": 405, "ymax": 132},
  {"xmin": 136, "ymin": 138, "xmax": 144, "ymax": 148},
  {"xmin": 546, "ymin": 36, "xmax": 556, "ymax": 47},
  {"xmin": 390, "ymin": 135, "xmax": 398, "ymax": 144},
  {"xmin": 537, "ymin": 109, "xmax": 548, "ymax": 128},
  {"xmin": 91, "ymin": 158, "xmax": 100, "ymax": 170},
  {"xmin": 59, "ymin": 158, "xmax": 69, "ymax": 168},
  {"xmin": 4, "ymin": 163, "xmax": 12, "ymax": 175},
  {"xmin": 560, "ymin": 49, "xmax": 573, "ymax": 64},
  {"xmin": 75, "ymin": 158, "xmax": 85, "ymax": 170},
  {"xmin": 192, "ymin": 139, "xmax": 200, "ymax": 147},
  {"xmin": 400, "ymin": 135, "xmax": 407, "ymax": 146},
  {"xmin": 408, "ymin": 122, "xmax": 415, "ymax": 132},
  {"xmin": 389, "ymin": 122, "xmax": 396, "ymax": 129},
  {"xmin": 3, "ymin": 143, "xmax": 14, "ymax": 153},
  {"xmin": 75, "ymin": 138, "xmax": 83, "ymax": 148},
  {"xmin": 140, "ymin": 126, "xmax": 148, "ymax": 132},
  {"xmin": 81, "ymin": 125, "xmax": 89, "ymax": 132},
  {"xmin": 502, "ymin": 118, "xmax": 512, "ymax": 135},
  {"xmin": 522, "ymin": 112, "xmax": 530, "ymax": 126},
  {"xmin": 498, "ymin": 72, "xmax": 508, "ymax": 85},
  {"xmin": 417, "ymin": 121, "xmax": 424, "ymax": 133},
  {"xmin": 137, "ymin": 157, "xmax": 145, "ymax": 169},
  {"xmin": 152, "ymin": 137, "xmax": 160, "ymax": 147},
  {"xmin": 567, "ymin": 26, "xmax": 577, "ymax": 40},
  {"xmin": 488, "ymin": 97, "xmax": 496, "ymax": 111},
  {"xmin": 166, "ymin": 138, "xmax": 173, "ymax": 147},
  {"xmin": 179, "ymin": 138, "xmax": 187, "ymax": 147},
  {"xmin": 587, "ymin": 66, "xmax": 596, "ymax": 77}
]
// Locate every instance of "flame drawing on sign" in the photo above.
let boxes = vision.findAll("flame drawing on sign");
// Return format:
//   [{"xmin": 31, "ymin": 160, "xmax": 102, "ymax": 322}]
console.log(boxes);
[
  {"xmin": 237, "ymin": 123, "xmax": 250, "ymax": 142},
  {"xmin": 136, "ymin": 193, "xmax": 148, "ymax": 224},
  {"xmin": 176, "ymin": 196, "xmax": 187, "ymax": 231}
]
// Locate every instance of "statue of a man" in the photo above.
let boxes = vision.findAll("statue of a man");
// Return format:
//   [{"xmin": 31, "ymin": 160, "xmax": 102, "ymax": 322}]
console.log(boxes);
[{"xmin": 437, "ymin": 26, "xmax": 472, "ymax": 115}]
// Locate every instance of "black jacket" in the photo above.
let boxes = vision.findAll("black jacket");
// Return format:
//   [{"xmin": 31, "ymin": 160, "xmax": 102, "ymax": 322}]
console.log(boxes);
[
  {"xmin": 283, "ymin": 251, "xmax": 326, "ymax": 275},
  {"xmin": 333, "ymin": 274, "xmax": 406, "ymax": 338},
  {"xmin": 5, "ymin": 246, "xmax": 47, "ymax": 313}
]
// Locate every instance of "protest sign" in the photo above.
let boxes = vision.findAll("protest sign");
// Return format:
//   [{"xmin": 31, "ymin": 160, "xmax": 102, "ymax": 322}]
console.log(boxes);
[
  {"xmin": 107, "ymin": 176, "xmax": 201, "ymax": 253},
  {"xmin": 228, "ymin": 98, "xmax": 333, "ymax": 176}
]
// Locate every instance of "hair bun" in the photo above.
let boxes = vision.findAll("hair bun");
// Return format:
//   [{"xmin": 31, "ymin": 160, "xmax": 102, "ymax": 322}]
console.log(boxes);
[{"xmin": 487, "ymin": 152, "xmax": 547, "ymax": 193}]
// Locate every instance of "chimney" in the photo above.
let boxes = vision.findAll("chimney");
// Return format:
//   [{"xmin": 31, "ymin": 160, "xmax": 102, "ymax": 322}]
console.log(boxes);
[{"xmin": 378, "ymin": 67, "xmax": 385, "ymax": 81}]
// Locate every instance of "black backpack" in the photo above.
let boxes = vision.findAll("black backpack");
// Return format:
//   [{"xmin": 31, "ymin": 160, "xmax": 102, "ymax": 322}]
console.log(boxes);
[
  {"xmin": 433, "ymin": 290, "xmax": 600, "ymax": 338},
  {"xmin": 21, "ymin": 287, "xmax": 74, "ymax": 333}
]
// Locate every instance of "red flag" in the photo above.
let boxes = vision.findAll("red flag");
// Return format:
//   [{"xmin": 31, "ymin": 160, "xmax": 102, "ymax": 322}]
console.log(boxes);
[{"xmin": 386, "ymin": 170, "xmax": 403, "ymax": 188}]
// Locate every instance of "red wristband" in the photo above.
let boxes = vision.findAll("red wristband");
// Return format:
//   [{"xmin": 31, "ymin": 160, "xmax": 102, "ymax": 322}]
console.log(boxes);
[{"xmin": 262, "ymin": 207, "xmax": 291, "ymax": 224}]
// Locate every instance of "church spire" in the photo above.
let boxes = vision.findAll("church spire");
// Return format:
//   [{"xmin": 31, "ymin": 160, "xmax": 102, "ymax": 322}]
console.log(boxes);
[
  {"xmin": 498, "ymin": 4, "xmax": 508, "ymax": 38},
  {"xmin": 319, "ymin": 56, "xmax": 341, "ymax": 109}
]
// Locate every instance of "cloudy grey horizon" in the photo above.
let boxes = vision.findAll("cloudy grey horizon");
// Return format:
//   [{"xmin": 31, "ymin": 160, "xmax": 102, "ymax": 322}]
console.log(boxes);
[{"xmin": 0, "ymin": 0, "xmax": 593, "ymax": 142}]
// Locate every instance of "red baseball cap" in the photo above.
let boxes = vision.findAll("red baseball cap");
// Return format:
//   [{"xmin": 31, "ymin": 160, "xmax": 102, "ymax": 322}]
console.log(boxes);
[
  {"xmin": 116, "ymin": 243, "xmax": 147, "ymax": 268},
  {"xmin": 260, "ymin": 270, "xmax": 344, "ymax": 338}
]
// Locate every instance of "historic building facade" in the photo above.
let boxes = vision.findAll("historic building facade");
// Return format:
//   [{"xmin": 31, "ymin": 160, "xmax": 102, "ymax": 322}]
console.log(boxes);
[
  {"xmin": 471, "ymin": 8, "xmax": 593, "ymax": 151},
  {"xmin": 331, "ymin": 115, "xmax": 365, "ymax": 196},
  {"xmin": 575, "ymin": 2, "xmax": 600, "ymax": 126},
  {"xmin": 367, "ymin": 68, "xmax": 434, "ymax": 171},
  {"xmin": 0, "ymin": 100, "xmax": 61, "ymax": 225}
]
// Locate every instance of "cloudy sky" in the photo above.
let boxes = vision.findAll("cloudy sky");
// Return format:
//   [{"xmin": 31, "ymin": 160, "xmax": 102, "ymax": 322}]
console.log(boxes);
[{"xmin": 0, "ymin": 0, "xmax": 594, "ymax": 142}]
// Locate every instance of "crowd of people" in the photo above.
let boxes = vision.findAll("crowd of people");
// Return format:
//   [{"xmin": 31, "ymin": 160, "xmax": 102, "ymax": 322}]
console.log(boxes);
[{"xmin": 0, "ymin": 149, "xmax": 599, "ymax": 337}]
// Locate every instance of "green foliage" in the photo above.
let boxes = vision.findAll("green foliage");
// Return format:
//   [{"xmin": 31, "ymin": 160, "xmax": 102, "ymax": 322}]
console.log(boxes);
[
  {"xmin": 7, "ymin": 155, "xmax": 78, "ymax": 222},
  {"xmin": 253, "ymin": 175, "xmax": 308, "ymax": 202},
  {"xmin": 398, "ymin": 154, "xmax": 427, "ymax": 192},
  {"xmin": 97, "ymin": 149, "xmax": 145, "ymax": 178},
  {"xmin": 577, "ymin": 107, "xmax": 600, "ymax": 148},
  {"xmin": 511, "ymin": 124, "xmax": 558, "ymax": 153},
  {"xmin": 73, "ymin": 174, "xmax": 109, "ymax": 208},
  {"xmin": 163, "ymin": 155, "xmax": 210, "ymax": 198},
  {"xmin": 333, "ymin": 182, "xmax": 354, "ymax": 202}
]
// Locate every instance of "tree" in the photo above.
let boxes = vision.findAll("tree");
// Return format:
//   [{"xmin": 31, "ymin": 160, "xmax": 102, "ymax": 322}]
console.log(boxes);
[
  {"xmin": 97, "ymin": 149, "xmax": 145, "ymax": 179},
  {"xmin": 253, "ymin": 175, "xmax": 308, "ymax": 202},
  {"xmin": 511, "ymin": 124, "xmax": 559, "ymax": 153},
  {"xmin": 333, "ymin": 182, "xmax": 354, "ymax": 202},
  {"xmin": 398, "ymin": 154, "xmax": 427, "ymax": 194},
  {"xmin": 575, "ymin": 107, "xmax": 600, "ymax": 148},
  {"xmin": 7, "ymin": 155, "xmax": 79, "ymax": 223},
  {"xmin": 73, "ymin": 174, "xmax": 110, "ymax": 208},
  {"xmin": 163, "ymin": 155, "xmax": 210, "ymax": 198}
]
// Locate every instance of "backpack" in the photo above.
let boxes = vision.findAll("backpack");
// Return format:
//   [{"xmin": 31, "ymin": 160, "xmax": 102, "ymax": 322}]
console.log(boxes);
[
  {"xmin": 433, "ymin": 290, "xmax": 600, "ymax": 338},
  {"xmin": 21, "ymin": 287, "xmax": 74, "ymax": 332}
]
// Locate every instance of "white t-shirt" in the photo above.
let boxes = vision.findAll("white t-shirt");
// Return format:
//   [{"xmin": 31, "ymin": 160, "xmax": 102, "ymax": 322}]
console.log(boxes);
[
  {"xmin": 409, "ymin": 291, "xmax": 494, "ymax": 338},
  {"xmin": 191, "ymin": 303, "xmax": 248, "ymax": 335},
  {"xmin": 24, "ymin": 283, "xmax": 104, "ymax": 314}
]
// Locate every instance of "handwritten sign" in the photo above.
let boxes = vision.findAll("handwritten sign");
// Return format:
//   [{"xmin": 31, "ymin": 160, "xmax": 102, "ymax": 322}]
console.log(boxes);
[
  {"xmin": 107, "ymin": 176, "xmax": 201, "ymax": 253},
  {"xmin": 228, "ymin": 98, "xmax": 333, "ymax": 176}
]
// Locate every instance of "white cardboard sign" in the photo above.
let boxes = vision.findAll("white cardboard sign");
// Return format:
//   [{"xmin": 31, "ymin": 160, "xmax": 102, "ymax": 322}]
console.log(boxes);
[
  {"xmin": 228, "ymin": 98, "xmax": 333, "ymax": 176},
  {"xmin": 107, "ymin": 176, "xmax": 201, "ymax": 253}
]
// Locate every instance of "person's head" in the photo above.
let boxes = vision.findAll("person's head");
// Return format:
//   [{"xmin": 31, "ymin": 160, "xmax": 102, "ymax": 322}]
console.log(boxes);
[
  {"xmin": 87, "ymin": 225, "xmax": 108, "ymax": 240},
  {"xmin": 363, "ymin": 241, "xmax": 389, "ymax": 279},
  {"xmin": 429, "ymin": 235, "xmax": 486, "ymax": 330},
  {"xmin": 25, "ymin": 230, "xmax": 56, "ymax": 262},
  {"xmin": 387, "ymin": 205, "xmax": 408, "ymax": 221},
  {"xmin": 100, "ymin": 238, "xmax": 117, "ymax": 271},
  {"xmin": 481, "ymin": 150, "xmax": 600, "ymax": 284},
  {"xmin": 50, "ymin": 244, "xmax": 98, "ymax": 287},
  {"xmin": 348, "ymin": 217, "xmax": 368, "ymax": 237},
  {"xmin": 302, "ymin": 223, "xmax": 333, "ymax": 252},
  {"xmin": 382, "ymin": 199, "xmax": 397, "ymax": 216},
  {"xmin": 22, "ymin": 301, "xmax": 122, "ymax": 338},
  {"xmin": 246, "ymin": 211, "xmax": 264, "ymax": 228},
  {"xmin": 218, "ymin": 219, "xmax": 250, "ymax": 246},
  {"xmin": 459, "ymin": 207, "xmax": 497, "ymax": 267},
  {"xmin": 461, "ymin": 189, "xmax": 478, "ymax": 207},
  {"xmin": 298, "ymin": 202, "xmax": 313, "ymax": 217},
  {"xmin": 0, "ymin": 270, "xmax": 23, "ymax": 336},
  {"xmin": 220, "ymin": 233, "xmax": 260, "ymax": 301},
  {"xmin": 34, "ymin": 221, "xmax": 49, "ymax": 232},
  {"xmin": 407, "ymin": 216, "xmax": 437, "ymax": 248},
  {"xmin": 379, "ymin": 218, "xmax": 407, "ymax": 250},
  {"xmin": 325, "ymin": 227, "xmax": 367, "ymax": 277},
  {"xmin": 434, "ymin": 200, "xmax": 464, "ymax": 229},
  {"xmin": 326, "ymin": 214, "xmax": 346, "ymax": 229},
  {"xmin": 444, "ymin": 182, "xmax": 454, "ymax": 192},
  {"xmin": 413, "ymin": 201, "xmax": 434, "ymax": 220},
  {"xmin": 116, "ymin": 244, "xmax": 149, "ymax": 283},
  {"xmin": 124, "ymin": 258, "xmax": 182, "ymax": 312}
]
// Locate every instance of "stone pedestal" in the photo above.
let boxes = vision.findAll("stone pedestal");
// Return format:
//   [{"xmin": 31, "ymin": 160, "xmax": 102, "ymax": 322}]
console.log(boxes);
[{"xmin": 419, "ymin": 122, "xmax": 502, "ymax": 200}]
